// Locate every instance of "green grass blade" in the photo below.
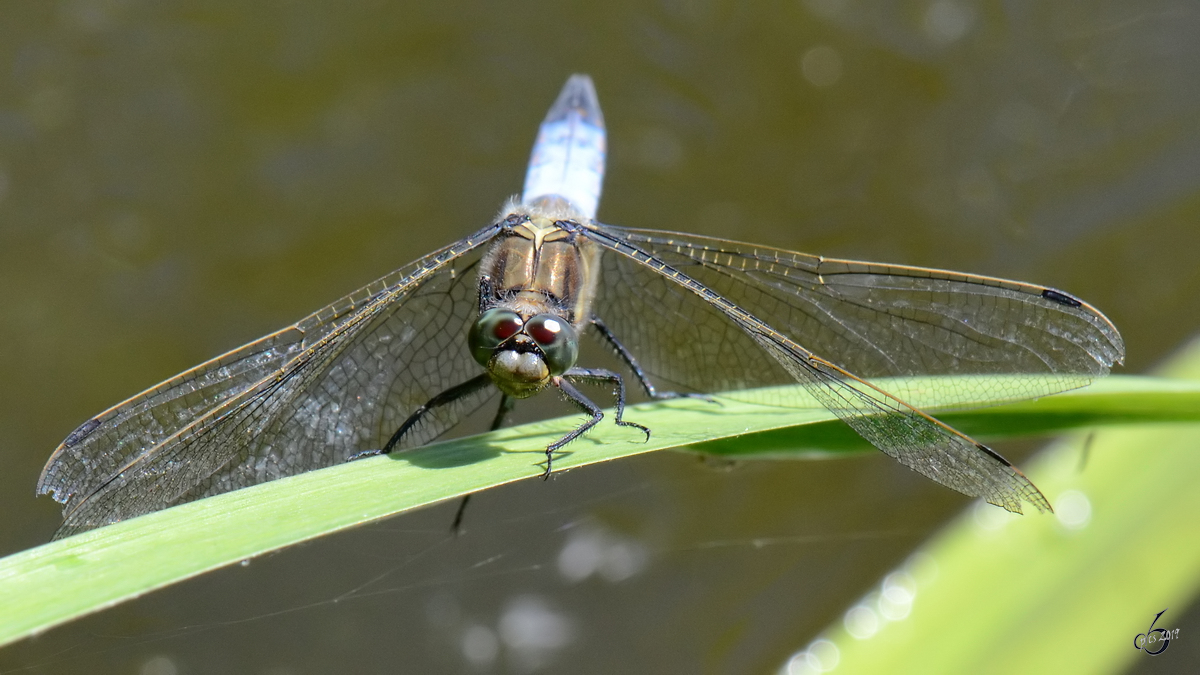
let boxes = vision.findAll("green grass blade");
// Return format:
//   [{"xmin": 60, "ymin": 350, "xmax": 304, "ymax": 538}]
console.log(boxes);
[
  {"xmin": 1, "ymin": 374, "xmax": 1198, "ymax": 648},
  {"xmin": 789, "ymin": 350, "xmax": 1200, "ymax": 674},
  {"xmin": 695, "ymin": 375, "xmax": 1200, "ymax": 457}
]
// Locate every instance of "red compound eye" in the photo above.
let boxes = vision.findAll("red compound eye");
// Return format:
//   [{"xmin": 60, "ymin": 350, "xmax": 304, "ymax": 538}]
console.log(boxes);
[
  {"xmin": 468, "ymin": 309, "xmax": 526, "ymax": 368},
  {"xmin": 493, "ymin": 315, "xmax": 522, "ymax": 340},
  {"xmin": 527, "ymin": 316, "xmax": 564, "ymax": 346},
  {"xmin": 525, "ymin": 314, "xmax": 579, "ymax": 375}
]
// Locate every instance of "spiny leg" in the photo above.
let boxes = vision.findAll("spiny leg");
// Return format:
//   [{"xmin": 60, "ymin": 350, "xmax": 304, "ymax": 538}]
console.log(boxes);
[
  {"xmin": 545, "ymin": 377, "xmax": 606, "ymax": 479},
  {"xmin": 590, "ymin": 317, "xmax": 714, "ymax": 403},
  {"xmin": 564, "ymin": 367, "xmax": 651, "ymax": 440},
  {"xmin": 451, "ymin": 393, "xmax": 515, "ymax": 533},
  {"xmin": 349, "ymin": 374, "xmax": 494, "ymax": 462},
  {"xmin": 382, "ymin": 374, "xmax": 494, "ymax": 454},
  {"xmin": 543, "ymin": 369, "xmax": 651, "ymax": 479}
]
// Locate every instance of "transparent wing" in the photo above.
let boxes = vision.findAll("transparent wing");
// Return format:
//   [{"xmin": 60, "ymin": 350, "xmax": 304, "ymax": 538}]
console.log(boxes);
[
  {"xmin": 37, "ymin": 329, "xmax": 307, "ymax": 508},
  {"xmin": 583, "ymin": 223, "xmax": 1124, "ymax": 513},
  {"xmin": 590, "ymin": 225, "xmax": 1124, "ymax": 410},
  {"xmin": 41, "ymin": 223, "xmax": 504, "ymax": 537}
]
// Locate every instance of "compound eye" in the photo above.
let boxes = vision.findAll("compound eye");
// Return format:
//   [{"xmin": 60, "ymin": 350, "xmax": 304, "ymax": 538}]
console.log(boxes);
[
  {"xmin": 525, "ymin": 314, "xmax": 579, "ymax": 375},
  {"xmin": 468, "ymin": 309, "xmax": 523, "ymax": 367}
]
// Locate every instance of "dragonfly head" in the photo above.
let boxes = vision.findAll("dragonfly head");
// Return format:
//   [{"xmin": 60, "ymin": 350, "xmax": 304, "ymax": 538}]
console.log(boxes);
[{"xmin": 469, "ymin": 308, "xmax": 579, "ymax": 397}]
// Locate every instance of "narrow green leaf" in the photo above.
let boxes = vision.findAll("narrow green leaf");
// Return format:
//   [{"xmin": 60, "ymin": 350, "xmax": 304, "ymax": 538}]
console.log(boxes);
[
  {"xmin": 695, "ymin": 376, "xmax": 1200, "ymax": 457},
  {"xmin": 795, "ymin": 350, "xmax": 1200, "ymax": 675},
  {"xmin": 1, "ymin": 374, "xmax": 1197, "ymax": 648}
]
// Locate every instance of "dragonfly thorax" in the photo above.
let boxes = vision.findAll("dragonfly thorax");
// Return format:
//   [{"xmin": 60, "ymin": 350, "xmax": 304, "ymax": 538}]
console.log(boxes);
[
  {"xmin": 468, "ymin": 307, "xmax": 580, "ymax": 398},
  {"xmin": 470, "ymin": 202, "xmax": 600, "ymax": 398}
]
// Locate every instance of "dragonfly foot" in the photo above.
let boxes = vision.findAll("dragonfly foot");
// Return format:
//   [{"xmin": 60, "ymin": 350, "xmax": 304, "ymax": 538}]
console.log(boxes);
[{"xmin": 618, "ymin": 420, "xmax": 651, "ymax": 443}]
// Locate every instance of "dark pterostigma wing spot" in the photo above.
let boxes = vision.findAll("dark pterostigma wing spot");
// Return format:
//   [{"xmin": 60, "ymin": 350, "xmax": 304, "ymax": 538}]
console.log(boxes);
[
  {"xmin": 1041, "ymin": 288, "xmax": 1083, "ymax": 307},
  {"xmin": 62, "ymin": 418, "xmax": 101, "ymax": 449}
]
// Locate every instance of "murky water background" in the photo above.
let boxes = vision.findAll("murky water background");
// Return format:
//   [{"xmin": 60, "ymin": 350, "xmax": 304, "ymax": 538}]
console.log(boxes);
[{"xmin": 2, "ymin": 1, "xmax": 1199, "ymax": 673}]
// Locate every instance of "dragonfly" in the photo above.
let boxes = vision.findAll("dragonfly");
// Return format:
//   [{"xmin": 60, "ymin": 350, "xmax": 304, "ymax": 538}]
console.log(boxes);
[{"xmin": 38, "ymin": 75, "xmax": 1125, "ymax": 539}]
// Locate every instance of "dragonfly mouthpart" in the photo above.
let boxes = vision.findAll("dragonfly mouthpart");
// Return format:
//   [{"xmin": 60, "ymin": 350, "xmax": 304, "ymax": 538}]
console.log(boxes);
[{"xmin": 489, "ymin": 348, "xmax": 551, "ymax": 397}]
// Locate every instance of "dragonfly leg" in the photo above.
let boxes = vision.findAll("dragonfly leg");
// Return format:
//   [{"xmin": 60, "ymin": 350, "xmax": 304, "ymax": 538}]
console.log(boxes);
[
  {"xmin": 590, "ymin": 317, "xmax": 715, "ymax": 403},
  {"xmin": 372, "ymin": 373, "xmax": 494, "ymax": 456},
  {"xmin": 451, "ymin": 394, "xmax": 515, "ymax": 533},
  {"xmin": 490, "ymin": 394, "xmax": 516, "ymax": 430},
  {"xmin": 564, "ymin": 367, "xmax": 652, "ymax": 440},
  {"xmin": 545, "ymin": 376, "xmax": 604, "ymax": 479},
  {"xmin": 542, "ymin": 368, "xmax": 651, "ymax": 477}
]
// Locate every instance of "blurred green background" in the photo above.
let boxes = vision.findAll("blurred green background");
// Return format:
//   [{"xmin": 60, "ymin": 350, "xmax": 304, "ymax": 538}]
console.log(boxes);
[{"xmin": 2, "ymin": 1, "xmax": 1198, "ymax": 673}]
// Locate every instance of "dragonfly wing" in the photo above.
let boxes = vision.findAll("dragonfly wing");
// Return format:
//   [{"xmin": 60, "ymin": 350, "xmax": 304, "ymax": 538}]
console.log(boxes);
[
  {"xmin": 584, "ymin": 223, "xmax": 1058, "ymax": 513},
  {"xmin": 588, "ymin": 239, "xmax": 794, "ymax": 396},
  {"xmin": 37, "ymin": 328, "xmax": 307, "ymax": 510},
  {"xmin": 594, "ymin": 225, "xmax": 1124, "ymax": 410},
  {"xmin": 47, "ymin": 224, "xmax": 504, "ymax": 536},
  {"xmin": 770, "ymin": 345, "xmax": 1051, "ymax": 514}
]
